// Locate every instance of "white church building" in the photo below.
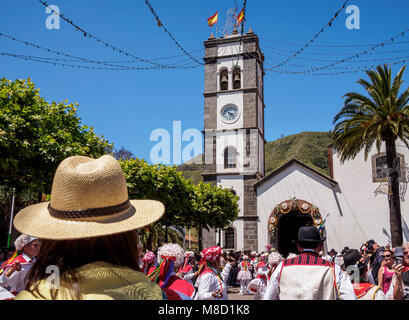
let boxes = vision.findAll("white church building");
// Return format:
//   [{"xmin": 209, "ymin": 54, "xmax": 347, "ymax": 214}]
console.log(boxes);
[{"xmin": 201, "ymin": 29, "xmax": 409, "ymax": 255}]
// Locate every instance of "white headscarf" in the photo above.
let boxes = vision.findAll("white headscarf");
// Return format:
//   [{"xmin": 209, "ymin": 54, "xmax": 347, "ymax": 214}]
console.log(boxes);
[
  {"xmin": 14, "ymin": 234, "xmax": 38, "ymax": 251},
  {"xmin": 157, "ymin": 243, "xmax": 185, "ymax": 267},
  {"xmin": 268, "ymin": 252, "xmax": 283, "ymax": 266}
]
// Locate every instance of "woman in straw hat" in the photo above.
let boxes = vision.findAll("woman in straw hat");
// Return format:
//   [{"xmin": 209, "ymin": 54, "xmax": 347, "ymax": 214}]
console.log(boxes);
[
  {"xmin": 13, "ymin": 155, "xmax": 165, "ymax": 300},
  {"xmin": 147, "ymin": 243, "xmax": 195, "ymax": 300},
  {"xmin": 0, "ymin": 234, "xmax": 41, "ymax": 296},
  {"xmin": 194, "ymin": 246, "xmax": 234, "ymax": 300}
]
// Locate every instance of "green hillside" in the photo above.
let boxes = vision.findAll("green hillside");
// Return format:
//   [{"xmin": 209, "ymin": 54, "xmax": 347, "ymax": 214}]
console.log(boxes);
[{"xmin": 177, "ymin": 131, "xmax": 332, "ymax": 184}]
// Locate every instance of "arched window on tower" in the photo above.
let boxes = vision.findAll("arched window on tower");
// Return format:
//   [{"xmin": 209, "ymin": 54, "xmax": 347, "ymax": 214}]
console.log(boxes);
[
  {"xmin": 224, "ymin": 227, "xmax": 235, "ymax": 249},
  {"xmin": 220, "ymin": 68, "xmax": 228, "ymax": 91},
  {"xmin": 232, "ymin": 66, "xmax": 241, "ymax": 89},
  {"xmin": 224, "ymin": 147, "xmax": 237, "ymax": 169}
]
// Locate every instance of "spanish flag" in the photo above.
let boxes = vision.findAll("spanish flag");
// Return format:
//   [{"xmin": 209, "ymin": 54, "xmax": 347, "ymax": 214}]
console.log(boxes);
[
  {"xmin": 237, "ymin": 8, "xmax": 245, "ymax": 24},
  {"xmin": 207, "ymin": 11, "xmax": 218, "ymax": 27}
]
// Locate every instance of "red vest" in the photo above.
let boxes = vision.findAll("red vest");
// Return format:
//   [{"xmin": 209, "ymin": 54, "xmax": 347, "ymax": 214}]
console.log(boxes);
[
  {"xmin": 353, "ymin": 283, "xmax": 379, "ymax": 300},
  {"xmin": 160, "ymin": 275, "xmax": 195, "ymax": 300},
  {"xmin": 178, "ymin": 264, "xmax": 192, "ymax": 274}
]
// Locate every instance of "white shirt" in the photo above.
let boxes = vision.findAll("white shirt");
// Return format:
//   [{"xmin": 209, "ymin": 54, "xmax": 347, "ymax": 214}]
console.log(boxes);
[
  {"xmin": 0, "ymin": 253, "xmax": 35, "ymax": 294},
  {"xmin": 180, "ymin": 266, "xmax": 195, "ymax": 284},
  {"xmin": 263, "ymin": 252, "xmax": 356, "ymax": 300},
  {"xmin": 194, "ymin": 264, "xmax": 232, "ymax": 300}
]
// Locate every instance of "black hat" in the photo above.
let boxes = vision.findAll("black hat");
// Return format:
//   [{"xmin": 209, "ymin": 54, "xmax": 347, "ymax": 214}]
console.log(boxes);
[
  {"xmin": 329, "ymin": 249, "xmax": 337, "ymax": 254},
  {"xmin": 343, "ymin": 249, "xmax": 368, "ymax": 274},
  {"xmin": 343, "ymin": 249, "xmax": 362, "ymax": 268},
  {"xmin": 365, "ymin": 240, "xmax": 375, "ymax": 250},
  {"xmin": 295, "ymin": 226, "xmax": 326, "ymax": 243},
  {"xmin": 341, "ymin": 246, "xmax": 350, "ymax": 255}
]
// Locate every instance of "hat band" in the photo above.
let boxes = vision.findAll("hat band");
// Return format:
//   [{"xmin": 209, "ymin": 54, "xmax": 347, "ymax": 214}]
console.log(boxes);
[{"xmin": 48, "ymin": 198, "xmax": 131, "ymax": 219}]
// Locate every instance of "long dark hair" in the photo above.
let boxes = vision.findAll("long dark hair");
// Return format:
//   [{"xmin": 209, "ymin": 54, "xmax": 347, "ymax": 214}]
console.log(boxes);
[{"xmin": 26, "ymin": 230, "xmax": 140, "ymax": 300}]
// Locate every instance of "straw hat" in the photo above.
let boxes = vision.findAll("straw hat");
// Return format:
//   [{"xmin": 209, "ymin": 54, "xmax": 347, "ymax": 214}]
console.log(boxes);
[{"xmin": 13, "ymin": 155, "xmax": 165, "ymax": 240}]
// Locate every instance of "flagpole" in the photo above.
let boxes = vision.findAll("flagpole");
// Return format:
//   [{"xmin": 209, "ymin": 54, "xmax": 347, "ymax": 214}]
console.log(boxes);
[
  {"xmin": 7, "ymin": 188, "xmax": 15, "ymax": 248},
  {"xmin": 216, "ymin": 12, "xmax": 218, "ymax": 38}
]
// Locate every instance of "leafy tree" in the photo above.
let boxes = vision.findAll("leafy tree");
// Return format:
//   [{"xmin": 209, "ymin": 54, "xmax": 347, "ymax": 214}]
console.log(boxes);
[
  {"xmin": 0, "ymin": 78, "xmax": 113, "ymax": 245},
  {"xmin": 120, "ymin": 158, "xmax": 192, "ymax": 237},
  {"xmin": 332, "ymin": 65, "xmax": 409, "ymax": 246},
  {"xmin": 120, "ymin": 158, "xmax": 239, "ymax": 250},
  {"xmin": 189, "ymin": 182, "xmax": 239, "ymax": 251}
]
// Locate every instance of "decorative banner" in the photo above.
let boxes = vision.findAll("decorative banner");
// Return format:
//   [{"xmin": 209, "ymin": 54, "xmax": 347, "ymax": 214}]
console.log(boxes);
[{"xmin": 267, "ymin": 198, "xmax": 323, "ymax": 235}]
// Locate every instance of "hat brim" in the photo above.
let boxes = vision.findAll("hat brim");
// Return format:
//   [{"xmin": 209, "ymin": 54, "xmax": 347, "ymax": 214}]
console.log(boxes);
[{"xmin": 13, "ymin": 200, "xmax": 165, "ymax": 240}]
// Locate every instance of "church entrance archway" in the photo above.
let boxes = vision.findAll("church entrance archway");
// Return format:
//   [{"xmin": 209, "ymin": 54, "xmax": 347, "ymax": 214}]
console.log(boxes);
[
  {"xmin": 276, "ymin": 209, "xmax": 313, "ymax": 257},
  {"xmin": 267, "ymin": 199, "xmax": 324, "ymax": 258}
]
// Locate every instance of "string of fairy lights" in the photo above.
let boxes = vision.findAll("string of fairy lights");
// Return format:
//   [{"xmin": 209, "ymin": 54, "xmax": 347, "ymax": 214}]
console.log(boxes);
[
  {"xmin": 1, "ymin": 1, "xmax": 409, "ymax": 76},
  {"xmin": 268, "ymin": 0, "xmax": 350, "ymax": 70}
]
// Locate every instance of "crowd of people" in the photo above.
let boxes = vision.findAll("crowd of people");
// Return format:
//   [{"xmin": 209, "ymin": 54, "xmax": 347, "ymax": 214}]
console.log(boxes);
[{"xmin": 0, "ymin": 154, "xmax": 408, "ymax": 300}]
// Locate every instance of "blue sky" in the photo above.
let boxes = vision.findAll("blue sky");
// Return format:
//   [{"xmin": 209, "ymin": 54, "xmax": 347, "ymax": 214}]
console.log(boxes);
[{"xmin": 1, "ymin": 0, "xmax": 409, "ymax": 165}]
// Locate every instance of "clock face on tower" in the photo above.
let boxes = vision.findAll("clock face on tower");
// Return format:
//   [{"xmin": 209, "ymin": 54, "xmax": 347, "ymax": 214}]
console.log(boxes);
[{"xmin": 220, "ymin": 104, "xmax": 239, "ymax": 123}]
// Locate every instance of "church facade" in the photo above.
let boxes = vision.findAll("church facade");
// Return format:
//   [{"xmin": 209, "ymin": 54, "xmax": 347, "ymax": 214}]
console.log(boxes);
[{"xmin": 201, "ymin": 30, "xmax": 409, "ymax": 254}]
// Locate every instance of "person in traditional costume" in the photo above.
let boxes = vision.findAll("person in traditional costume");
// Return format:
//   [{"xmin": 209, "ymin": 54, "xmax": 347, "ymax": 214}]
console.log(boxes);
[
  {"xmin": 266, "ymin": 251, "xmax": 283, "ymax": 283},
  {"xmin": 237, "ymin": 255, "xmax": 253, "ymax": 295},
  {"xmin": 264, "ymin": 226, "xmax": 356, "ymax": 300},
  {"xmin": 0, "ymin": 234, "xmax": 40, "ymax": 296},
  {"xmin": 148, "ymin": 243, "xmax": 195, "ymax": 300},
  {"xmin": 194, "ymin": 246, "xmax": 234, "ymax": 300},
  {"xmin": 177, "ymin": 251, "xmax": 195, "ymax": 285},
  {"xmin": 251, "ymin": 252, "xmax": 260, "ymax": 278},
  {"xmin": 247, "ymin": 252, "xmax": 269, "ymax": 299},
  {"xmin": 141, "ymin": 251, "xmax": 157, "ymax": 276},
  {"xmin": 342, "ymin": 249, "xmax": 385, "ymax": 300}
]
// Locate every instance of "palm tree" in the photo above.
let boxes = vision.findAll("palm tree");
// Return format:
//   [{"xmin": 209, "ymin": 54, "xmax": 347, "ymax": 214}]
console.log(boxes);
[
  {"xmin": 139, "ymin": 224, "xmax": 184, "ymax": 251},
  {"xmin": 332, "ymin": 64, "xmax": 409, "ymax": 247}
]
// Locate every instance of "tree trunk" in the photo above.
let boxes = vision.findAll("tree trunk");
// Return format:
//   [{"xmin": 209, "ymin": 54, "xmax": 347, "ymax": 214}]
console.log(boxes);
[
  {"xmin": 385, "ymin": 139, "xmax": 403, "ymax": 247},
  {"xmin": 198, "ymin": 218, "xmax": 203, "ymax": 252},
  {"xmin": 147, "ymin": 233, "xmax": 153, "ymax": 251},
  {"xmin": 165, "ymin": 213, "xmax": 168, "ymax": 243}
]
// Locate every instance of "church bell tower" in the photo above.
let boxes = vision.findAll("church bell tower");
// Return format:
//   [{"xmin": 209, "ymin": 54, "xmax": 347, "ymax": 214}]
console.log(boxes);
[{"xmin": 202, "ymin": 28, "xmax": 266, "ymax": 251}]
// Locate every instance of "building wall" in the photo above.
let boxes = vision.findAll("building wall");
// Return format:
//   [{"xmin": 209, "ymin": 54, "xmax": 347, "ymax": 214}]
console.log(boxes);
[
  {"xmin": 256, "ymin": 163, "xmax": 358, "ymax": 252},
  {"xmin": 257, "ymin": 151, "xmax": 409, "ymax": 253},
  {"xmin": 331, "ymin": 140, "xmax": 409, "ymax": 246},
  {"xmin": 217, "ymin": 175, "xmax": 244, "ymax": 217}
]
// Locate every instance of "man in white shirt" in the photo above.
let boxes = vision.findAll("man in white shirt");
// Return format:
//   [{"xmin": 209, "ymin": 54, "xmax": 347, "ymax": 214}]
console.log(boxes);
[{"xmin": 263, "ymin": 226, "xmax": 356, "ymax": 300}]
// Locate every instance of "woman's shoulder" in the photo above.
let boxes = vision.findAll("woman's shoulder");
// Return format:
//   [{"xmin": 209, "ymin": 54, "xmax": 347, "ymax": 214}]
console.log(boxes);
[
  {"xmin": 76, "ymin": 261, "xmax": 163, "ymax": 300},
  {"xmin": 16, "ymin": 261, "xmax": 164, "ymax": 300}
]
